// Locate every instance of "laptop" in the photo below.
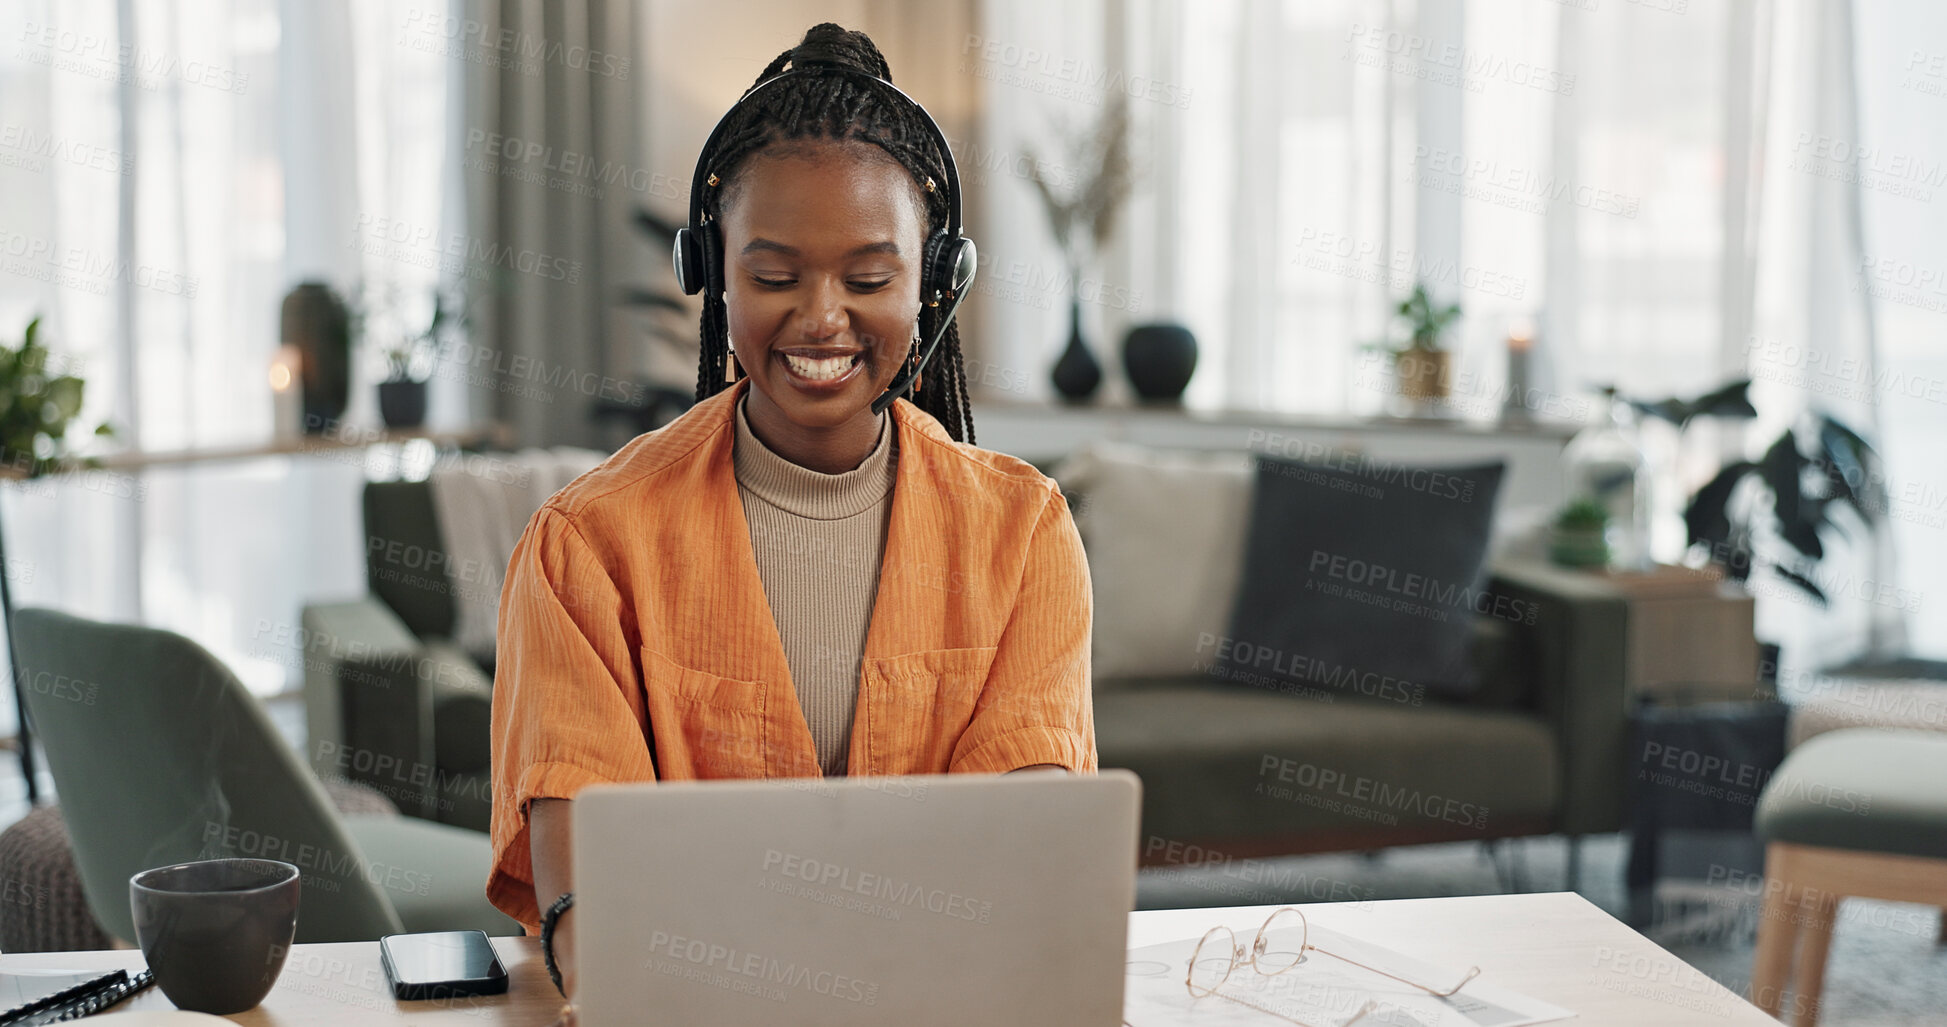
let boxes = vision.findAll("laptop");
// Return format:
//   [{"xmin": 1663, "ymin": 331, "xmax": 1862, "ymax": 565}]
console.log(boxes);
[{"xmin": 572, "ymin": 770, "xmax": 1142, "ymax": 1026}]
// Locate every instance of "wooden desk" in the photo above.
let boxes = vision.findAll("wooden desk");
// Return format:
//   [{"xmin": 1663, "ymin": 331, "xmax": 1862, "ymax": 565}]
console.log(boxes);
[
  {"xmin": 1130, "ymin": 893, "xmax": 1777, "ymax": 1025},
  {"xmin": 0, "ymin": 893, "xmax": 1775, "ymax": 1025}
]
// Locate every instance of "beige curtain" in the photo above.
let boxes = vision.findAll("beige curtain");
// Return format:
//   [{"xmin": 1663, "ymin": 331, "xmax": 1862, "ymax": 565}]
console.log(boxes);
[{"xmin": 455, "ymin": 0, "xmax": 651, "ymax": 448}]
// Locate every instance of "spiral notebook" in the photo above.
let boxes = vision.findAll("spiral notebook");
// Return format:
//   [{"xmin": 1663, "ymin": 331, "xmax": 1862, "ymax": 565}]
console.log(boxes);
[{"xmin": 0, "ymin": 969, "xmax": 155, "ymax": 1025}]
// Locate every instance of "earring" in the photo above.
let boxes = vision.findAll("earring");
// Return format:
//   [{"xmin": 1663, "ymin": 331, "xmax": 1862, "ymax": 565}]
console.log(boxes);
[
  {"xmin": 725, "ymin": 351, "xmax": 742, "ymax": 383},
  {"xmin": 908, "ymin": 337, "xmax": 923, "ymax": 395}
]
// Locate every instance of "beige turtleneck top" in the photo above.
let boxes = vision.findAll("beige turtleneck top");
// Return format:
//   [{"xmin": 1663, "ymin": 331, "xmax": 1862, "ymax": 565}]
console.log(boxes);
[{"xmin": 731, "ymin": 393, "xmax": 899, "ymax": 777}]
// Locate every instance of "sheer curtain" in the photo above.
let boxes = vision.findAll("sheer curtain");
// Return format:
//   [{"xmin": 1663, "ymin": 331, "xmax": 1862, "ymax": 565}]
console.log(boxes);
[
  {"xmin": 971, "ymin": 0, "xmax": 1930, "ymax": 674},
  {"xmin": 1848, "ymin": 1, "xmax": 1947, "ymax": 669},
  {"xmin": 0, "ymin": 0, "xmax": 453, "ymax": 750}
]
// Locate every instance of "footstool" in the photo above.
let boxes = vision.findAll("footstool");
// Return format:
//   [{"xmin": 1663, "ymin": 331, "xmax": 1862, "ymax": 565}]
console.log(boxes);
[{"xmin": 1749, "ymin": 728, "xmax": 1947, "ymax": 1026}]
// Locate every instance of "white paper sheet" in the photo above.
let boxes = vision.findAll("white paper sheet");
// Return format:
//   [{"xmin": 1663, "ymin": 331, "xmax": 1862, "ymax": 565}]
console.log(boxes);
[{"xmin": 1123, "ymin": 924, "xmax": 1574, "ymax": 1027}]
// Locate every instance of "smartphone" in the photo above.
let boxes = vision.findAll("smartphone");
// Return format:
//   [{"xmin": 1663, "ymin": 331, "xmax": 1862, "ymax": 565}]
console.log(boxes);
[{"xmin": 379, "ymin": 930, "xmax": 510, "ymax": 1001}]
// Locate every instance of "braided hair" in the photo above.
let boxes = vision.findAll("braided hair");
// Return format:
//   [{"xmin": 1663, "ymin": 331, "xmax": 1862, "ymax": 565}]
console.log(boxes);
[{"xmin": 691, "ymin": 23, "xmax": 976, "ymax": 445}]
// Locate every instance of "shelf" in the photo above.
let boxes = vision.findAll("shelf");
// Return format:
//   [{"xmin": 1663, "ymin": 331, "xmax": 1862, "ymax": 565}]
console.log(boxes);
[
  {"xmin": 971, "ymin": 397, "xmax": 1584, "ymax": 441},
  {"xmin": 1, "ymin": 423, "xmax": 512, "ymax": 480}
]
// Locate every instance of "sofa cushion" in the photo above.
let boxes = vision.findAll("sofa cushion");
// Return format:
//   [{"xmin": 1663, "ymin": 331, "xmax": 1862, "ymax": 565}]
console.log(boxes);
[
  {"xmin": 1095, "ymin": 680, "xmax": 1558, "ymax": 850},
  {"xmin": 1220, "ymin": 456, "xmax": 1505, "ymax": 698},
  {"xmin": 1053, "ymin": 442, "xmax": 1255, "ymax": 682},
  {"xmin": 425, "ymin": 640, "xmax": 494, "ymax": 774},
  {"xmin": 364, "ymin": 480, "xmax": 455, "ymax": 642}
]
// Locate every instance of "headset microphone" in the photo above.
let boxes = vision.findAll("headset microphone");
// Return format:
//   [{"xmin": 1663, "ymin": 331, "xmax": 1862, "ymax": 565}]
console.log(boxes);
[{"xmin": 872, "ymin": 243, "xmax": 977, "ymax": 416}]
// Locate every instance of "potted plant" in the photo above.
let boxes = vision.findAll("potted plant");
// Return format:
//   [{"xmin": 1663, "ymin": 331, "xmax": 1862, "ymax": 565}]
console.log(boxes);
[
  {"xmin": 1379, "ymin": 283, "xmax": 1461, "ymax": 404},
  {"xmin": 1023, "ymin": 94, "xmax": 1135, "ymax": 402},
  {"xmin": 1549, "ymin": 497, "xmax": 1612, "ymax": 568},
  {"xmin": 372, "ymin": 286, "xmax": 467, "ymax": 430},
  {"xmin": 1615, "ymin": 377, "xmax": 1884, "ymax": 603},
  {"xmin": 0, "ymin": 317, "xmax": 113, "ymax": 476},
  {"xmin": 1682, "ymin": 410, "xmax": 1884, "ymax": 605}
]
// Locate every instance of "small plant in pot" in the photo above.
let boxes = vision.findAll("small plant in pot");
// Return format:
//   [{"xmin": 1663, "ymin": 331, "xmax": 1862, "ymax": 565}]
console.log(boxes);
[
  {"xmin": 373, "ymin": 286, "xmax": 467, "ymax": 430},
  {"xmin": 1549, "ymin": 497, "xmax": 1612, "ymax": 568},
  {"xmin": 0, "ymin": 316, "xmax": 114, "ymax": 476},
  {"xmin": 1372, "ymin": 282, "xmax": 1461, "ymax": 407}
]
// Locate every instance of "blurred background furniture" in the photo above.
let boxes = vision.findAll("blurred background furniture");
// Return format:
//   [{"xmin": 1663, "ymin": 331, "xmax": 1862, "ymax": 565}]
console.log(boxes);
[
  {"xmin": 1624, "ymin": 696, "xmax": 1789, "ymax": 927},
  {"xmin": 302, "ymin": 449, "xmax": 600, "ymax": 832},
  {"xmin": 1051, "ymin": 441, "xmax": 1633, "ymax": 884},
  {"xmin": 11, "ymin": 607, "xmax": 517, "ymax": 943},
  {"xmin": 1594, "ymin": 566, "xmax": 1760, "ymax": 703},
  {"xmin": 1750, "ymin": 729, "xmax": 1947, "ymax": 1026},
  {"xmin": 302, "ymin": 480, "xmax": 498, "ymax": 831},
  {"xmin": 0, "ymin": 425, "xmax": 508, "ymax": 806}
]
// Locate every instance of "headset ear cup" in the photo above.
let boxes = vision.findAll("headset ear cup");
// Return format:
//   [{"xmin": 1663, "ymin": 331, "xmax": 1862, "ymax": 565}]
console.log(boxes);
[
  {"xmin": 921, "ymin": 234, "xmax": 977, "ymax": 304},
  {"xmin": 920, "ymin": 230, "xmax": 948, "ymax": 305},
  {"xmin": 700, "ymin": 221, "xmax": 725, "ymax": 298},
  {"xmin": 673, "ymin": 228, "xmax": 704, "ymax": 296},
  {"xmin": 949, "ymin": 236, "xmax": 977, "ymax": 293}
]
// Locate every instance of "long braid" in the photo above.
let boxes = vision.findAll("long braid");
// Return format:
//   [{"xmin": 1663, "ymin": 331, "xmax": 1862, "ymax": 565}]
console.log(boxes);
[{"xmin": 690, "ymin": 22, "xmax": 976, "ymax": 445}]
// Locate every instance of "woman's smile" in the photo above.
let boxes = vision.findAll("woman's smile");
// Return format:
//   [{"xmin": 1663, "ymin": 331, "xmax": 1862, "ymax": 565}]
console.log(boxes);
[{"xmin": 774, "ymin": 345, "xmax": 869, "ymax": 389}]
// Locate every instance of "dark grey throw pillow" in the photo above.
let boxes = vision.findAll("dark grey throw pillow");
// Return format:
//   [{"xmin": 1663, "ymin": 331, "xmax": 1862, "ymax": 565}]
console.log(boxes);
[{"xmin": 1214, "ymin": 455, "xmax": 1507, "ymax": 703}]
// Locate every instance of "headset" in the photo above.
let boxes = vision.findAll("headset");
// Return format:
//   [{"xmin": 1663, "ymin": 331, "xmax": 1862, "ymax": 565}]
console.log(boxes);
[{"xmin": 671, "ymin": 61, "xmax": 978, "ymax": 416}]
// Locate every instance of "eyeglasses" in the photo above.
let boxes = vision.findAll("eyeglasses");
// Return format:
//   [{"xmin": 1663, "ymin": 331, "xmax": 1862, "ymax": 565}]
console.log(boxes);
[{"xmin": 1183, "ymin": 907, "xmax": 1481, "ymax": 1026}]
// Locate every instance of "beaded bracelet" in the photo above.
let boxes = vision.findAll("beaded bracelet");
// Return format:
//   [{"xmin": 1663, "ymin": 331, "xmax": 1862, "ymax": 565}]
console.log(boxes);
[{"xmin": 540, "ymin": 891, "xmax": 576, "ymax": 997}]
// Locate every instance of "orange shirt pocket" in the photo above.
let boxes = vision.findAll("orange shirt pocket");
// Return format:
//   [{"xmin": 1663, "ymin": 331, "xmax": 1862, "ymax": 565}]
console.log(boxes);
[
  {"xmin": 640, "ymin": 645, "xmax": 769, "ymax": 780},
  {"xmin": 859, "ymin": 646, "xmax": 999, "ymax": 776}
]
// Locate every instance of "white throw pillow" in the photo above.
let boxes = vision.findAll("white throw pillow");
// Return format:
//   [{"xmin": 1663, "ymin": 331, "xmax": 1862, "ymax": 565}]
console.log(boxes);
[{"xmin": 1053, "ymin": 442, "xmax": 1255, "ymax": 683}]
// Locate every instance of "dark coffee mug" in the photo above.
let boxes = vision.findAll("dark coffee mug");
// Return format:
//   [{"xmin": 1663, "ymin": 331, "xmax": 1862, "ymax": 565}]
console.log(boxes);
[{"xmin": 130, "ymin": 858, "xmax": 301, "ymax": 1014}]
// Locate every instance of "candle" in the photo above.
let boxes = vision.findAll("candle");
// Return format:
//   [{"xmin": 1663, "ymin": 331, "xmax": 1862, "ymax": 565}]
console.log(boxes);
[
  {"xmin": 270, "ymin": 344, "xmax": 303, "ymax": 439},
  {"xmin": 1508, "ymin": 319, "xmax": 1534, "ymax": 352},
  {"xmin": 1503, "ymin": 319, "xmax": 1535, "ymax": 423}
]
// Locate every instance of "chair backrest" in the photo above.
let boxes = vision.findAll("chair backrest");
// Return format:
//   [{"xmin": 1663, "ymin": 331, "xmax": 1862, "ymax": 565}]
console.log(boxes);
[
  {"xmin": 363, "ymin": 479, "xmax": 455, "ymax": 641},
  {"xmin": 11, "ymin": 607, "xmax": 405, "ymax": 943}
]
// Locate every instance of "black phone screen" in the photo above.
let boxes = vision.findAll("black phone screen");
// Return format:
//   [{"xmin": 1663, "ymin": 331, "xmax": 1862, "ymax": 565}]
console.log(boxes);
[{"xmin": 379, "ymin": 930, "xmax": 510, "ymax": 1000}]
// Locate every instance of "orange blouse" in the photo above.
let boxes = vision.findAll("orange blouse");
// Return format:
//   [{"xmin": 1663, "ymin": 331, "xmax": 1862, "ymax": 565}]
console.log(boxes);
[{"xmin": 486, "ymin": 377, "xmax": 1097, "ymax": 927}]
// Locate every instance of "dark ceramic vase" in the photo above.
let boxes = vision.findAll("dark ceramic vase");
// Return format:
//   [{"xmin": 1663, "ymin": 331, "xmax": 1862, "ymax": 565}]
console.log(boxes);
[
  {"xmin": 378, "ymin": 379, "xmax": 428, "ymax": 429},
  {"xmin": 279, "ymin": 282, "xmax": 351, "ymax": 434},
  {"xmin": 1121, "ymin": 322, "xmax": 1198, "ymax": 402},
  {"xmin": 130, "ymin": 858, "xmax": 300, "ymax": 1014},
  {"xmin": 1050, "ymin": 298, "xmax": 1102, "ymax": 402}
]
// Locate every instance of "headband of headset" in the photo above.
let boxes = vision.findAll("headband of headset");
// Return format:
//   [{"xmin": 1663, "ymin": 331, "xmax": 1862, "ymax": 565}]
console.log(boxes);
[{"xmin": 671, "ymin": 58, "xmax": 974, "ymax": 306}]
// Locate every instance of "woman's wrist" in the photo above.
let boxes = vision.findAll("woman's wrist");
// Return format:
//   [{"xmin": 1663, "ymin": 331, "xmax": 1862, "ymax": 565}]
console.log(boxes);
[{"xmin": 541, "ymin": 891, "xmax": 577, "ymax": 997}]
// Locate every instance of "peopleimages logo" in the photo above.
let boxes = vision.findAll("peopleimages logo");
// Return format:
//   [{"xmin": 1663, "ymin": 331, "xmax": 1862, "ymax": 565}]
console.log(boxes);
[
  {"xmin": 1258, "ymin": 756, "xmax": 1489, "ymax": 830},
  {"xmin": 1308, "ymin": 551, "xmax": 1538, "ymax": 625},
  {"xmin": 1193, "ymin": 633, "xmax": 1424, "ymax": 706},
  {"xmin": 760, "ymin": 850, "xmax": 992, "ymax": 923},
  {"xmin": 959, "ymin": 34, "xmax": 1193, "ymax": 109},
  {"xmin": 646, "ymin": 931, "xmax": 879, "ymax": 1005}
]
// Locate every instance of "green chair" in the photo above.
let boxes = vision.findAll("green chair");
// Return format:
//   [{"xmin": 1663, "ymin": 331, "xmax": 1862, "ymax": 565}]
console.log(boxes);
[{"xmin": 11, "ymin": 607, "xmax": 518, "ymax": 944}]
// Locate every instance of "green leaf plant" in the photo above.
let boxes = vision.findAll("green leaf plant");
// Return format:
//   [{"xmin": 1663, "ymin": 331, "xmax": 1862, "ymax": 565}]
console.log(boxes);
[{"xmin": 0, "ymin": 317, "xmax": 115, "ymax": 478}]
